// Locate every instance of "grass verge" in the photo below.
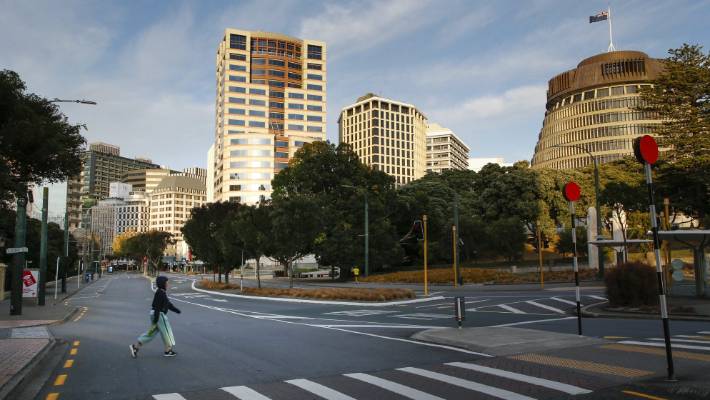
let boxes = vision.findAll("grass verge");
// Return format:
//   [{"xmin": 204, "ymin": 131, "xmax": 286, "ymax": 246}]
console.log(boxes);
[
  {"xmin": 197, "ymin": 280, "xmax": 415, "ymax": 301},
  {"xmin": 359, "ymin": 267, "xmax": 599, "ymax": 284}
]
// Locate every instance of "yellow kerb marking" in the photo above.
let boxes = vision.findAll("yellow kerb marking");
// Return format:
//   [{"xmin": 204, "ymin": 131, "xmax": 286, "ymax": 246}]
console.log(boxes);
[
  {"xmin": 46, "ymin": 393, "xmax": 59, "ymax": 400},
  {"xmin": 602, "ymin": 344, "xmax": 710, "ymax": 362},
  {"xmin": 73, "ymin": 341, "xmax": 80, "ymax": 346},
  {"xmin": 509, "ymin": 353, "xmax": 652, "ymax": 378},
  {"xmin": 69, "ymin": 348, "xmax": 78, "ymax": 355},
  {"xmin": 622, "ymin": 390, "xmax": 667, "ymax": 400},
  {"xmin": 54, "ymin": 374, "xmax": 67, "ymax": 386},
  {"xmin": 64, "ymin": 359, "xmax": 74, "ymax": 368}
]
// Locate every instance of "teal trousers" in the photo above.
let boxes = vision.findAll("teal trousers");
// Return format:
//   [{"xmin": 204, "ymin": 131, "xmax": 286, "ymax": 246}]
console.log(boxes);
[{"xmin": 137, "ymin": 312, "xmax": 175, "ymax": 348}]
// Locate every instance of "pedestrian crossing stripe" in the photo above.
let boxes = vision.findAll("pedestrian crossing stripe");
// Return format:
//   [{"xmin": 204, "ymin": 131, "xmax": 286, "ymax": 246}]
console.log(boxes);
[
  {"xmin": 154, "ymin": 360, "xmax": 596, "ymax": 400},
  {"xmin": 524, "ymin": 300, "xmax": 566, "ymax": 314}
]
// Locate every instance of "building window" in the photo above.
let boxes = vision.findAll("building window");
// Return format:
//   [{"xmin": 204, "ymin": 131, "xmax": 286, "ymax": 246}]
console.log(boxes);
[
  {"xmin": 307, "ymin": 126, "xmax": 322, "ymax": 133},
  {"xmin": 249, "ymin": 121, "xmax": 266, "ymax": 128},
  {"xmin": 229, "ymin": 64, "xmax": 246, "ymax": 71},
  {"xmin": 307, "ymin": 63, "xmax": 322, "ymax": 70},
  {"xmin": 250, "ymin": 88, "xmax": 266, "ymax": 95},
  {"xmin": 229, "ymin": 86, "xmax": 246, "ymax": 93},
  {"xmin": 269, "ymin": 101, "xmax": 284, "ymax": 109},
  {"xmin": 288, "ymin": 113, "xmax": 303, "ymax": 120},
  {"xmin": 249, "ymin": 99, "xmax": 266, "ymax": 106},
  {"xmin": 228, "ymin": 119, "xmax": 245, "ymax": 126},
  {"xmin": 307, "ymin": 84, "xmax": 322, "ymax": 91},
  {"xmin": 288, "ymin": 124, "xmax": 304, "ymax": 131},
  {"xmin": 268, "ymin": 80, "xmax": 285, "ymax": 88},
  {"xmin": 288, "ymin": 61, "xmax": 300, "ymax": 69},
  {"xmin": 288, "ymin": 103, "xmax": 304, "ymax": 110},
  {"xmin": 229, "ymin": 97, "xmax": 246, "ymax": 104},
  {"xmin": 288, "ymin": 72, "xmax": 301, "ymax": 80},
  {"xmin": 307, "ymin": 94, "xmax": 322, "ymax": 101},
  {"xmin": 307, "ymin": 115, "xmax": 322, "ymax": 122},
  {"xmin": 229, "ymin": 53, "xmax": 246, "ymax": 61},
  {"xmin": 229, "ymin": 108, "xmax": 245, "ymax": 115},
  {"xmin": 230, "ymin": 34, "xmax": 246, "ymax": 50},
  {"xmin": 307, "ymin": 73, "xmax": 322, "ymax": 81},
  {"xmin": 275, "ymin": 152, "xmax": 288, "ymax": 158},
  {"xmin": 307, "ymin": 44, "xmax": 322, "ymax": 60},
  {"xmin": 269, "ymin": 112, "xmax": 284, "ymax": 119},
  {"xmin": 268, "ymin": 59, "xmax": 285, "ymax": 67},
  {"xmin": 252, "ymin": 58, "xmax": 267, "ymax": 65},
  {"xmin": 288, "ymin": 93, "xmax": 304, "ymax": 99},
  {"xmin": 269, "ymin": 69, "xmax": 285, "ymax": 77},
  {"xmin": 307, "ymin": 105, "xmax": 322, "ymax": 111}
]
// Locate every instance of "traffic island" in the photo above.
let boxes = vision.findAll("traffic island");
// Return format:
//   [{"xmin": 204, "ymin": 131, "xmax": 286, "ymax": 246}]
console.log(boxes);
[
  {"xmin": 359, "ymin": 267, "xmax": 599, "ymax": 285},
  {"xmin": 196, "ymin": 280, "xmax": 415, "ymax": 302},
  {"xmin": 412, "ymin": 327, "xmax": 605, "ymax": 356},
  {"xmin": 582, "ymin": 298, "xmax": 710, "ymax": 321}
]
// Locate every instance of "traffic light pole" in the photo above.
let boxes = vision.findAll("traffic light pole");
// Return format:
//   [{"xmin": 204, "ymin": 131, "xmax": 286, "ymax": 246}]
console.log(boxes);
[{"xmin": 10, "ymin": 194, "xmax": 28, "ymax": 315}]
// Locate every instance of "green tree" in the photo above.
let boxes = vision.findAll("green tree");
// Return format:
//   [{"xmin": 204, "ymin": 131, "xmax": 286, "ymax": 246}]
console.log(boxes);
[
  {"xmin": 640, "ymin": 44, "xmax": 710, "ymax": 223},
  {"xmin": 485, "ymin": 217, "xmax": 527, "ymax": 261},
  {"xmin": 269, "ymin": 196, "xmax": 319, "ymax": 287},
  {"xmin": 124, "ymin": 231, "xmax": 173, "ymax": 276},
  {"xmin": 0, "ymin": 70, "xmax": 85, "ymax": 207},
  {"xmin": 598, "ymin": 158, "xmax": 647, "ymax": 245},
  {"xmin": 556, "ymin": 227, "xmax": 588, "ymax": 258},
  {"xmin": 234, "ymin": 202, "xmax": 272, "ymax": 288}
]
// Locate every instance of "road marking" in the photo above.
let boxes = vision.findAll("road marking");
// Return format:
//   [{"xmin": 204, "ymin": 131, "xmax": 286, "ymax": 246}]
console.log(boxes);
[
  {"xmin": 551, "ymin": 297, "xmax": 577, "ymax": 306},
  {"xmin": 54, "ymin": 374, "xmax": 67, "ymax": 386},
  {"xmin": 152, "ymin": 394, "xmax": 188, "ymax": 400},
  {"xmin": 650, "ymin": 338, "xmax": 710, "ymax": 345},
  {"xmin": 601, "ymin": 344, "xmax": 710, "ymax": 362},
  {"xmin": 604, "ymin": 336, "xmax": 630, "ymax": 340},
  {"xmin": 447, "ymin": 361, "xmax": 591, "ymax": 395},
  {"xmin": 525, "ymin": 300, "xmax": 566, "ymax": 314},
  {"xmin": 221, "ymin": 385, "xmax": 272, "ymax": 399},
  {"xmin": 399, "ymin": 367, "xmax": 535, "ymax": 400},
  {"xmin": 622, "ymin": 390, "xmax": 667, "ymax": 400},
  {"xmin": 490, "ymin": 316, "xmax": 576, "ymax": 328},
  {"xmin": 417, "ymin": 302, "xmax": 452, "ymax": 309},
  {"xmin": 698, "ymin": 331, "xmax": 710, "ymax": 335},
  {"xmin": 588, "ymin": 295, "xmax": 607, "ymax": 301},
  {"xmin": 509, "ymin": 354, "xmax": 652, "ymax": 378},
  {"xmin": 313, "ymin": 324, "xmax": 445, "ymax": 329},
  {"xmin": 675, "ymin": 335, "xmax": 710, "ymax": 341},
  {"xmin": 497, "ymin": 304, "xmax": 525, "ymax": 314},
  {"xmin": 286, "ymin": 379, "xmax": 357, "ymax": 400},
  {"xmin": 619, "ymin": 340, "xmax": 710, "ymax": 351},
  {"xmin": 345, "ymin": 372, "xmax": 445, "ymax": 400},
  {"xmin": 72, "ymin": 341, "xmax": 80, "ymax": 346},
  {"xmin": 69, "ymin": 348, "xmax": 78, "ymax": 355},
  {"xmin": 325, "ymin": 310, "xmax": 398, "ymax": 317},
  {"xmin": 46, "ymin": 393, "xmax": 59, "ymax": 400},
  {"xmin": 64, "ymin": 359, "xmax": 74, "ymax": 368},
  {"xmin": 395, "ymin": 313, "xmax": 451, "ymax": 320}
]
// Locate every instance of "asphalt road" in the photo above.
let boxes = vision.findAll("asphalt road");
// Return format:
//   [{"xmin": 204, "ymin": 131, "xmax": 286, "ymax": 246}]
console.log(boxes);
[{"xmin": 32, "ymin": 272, "xmax": 710, "ymax": 400}]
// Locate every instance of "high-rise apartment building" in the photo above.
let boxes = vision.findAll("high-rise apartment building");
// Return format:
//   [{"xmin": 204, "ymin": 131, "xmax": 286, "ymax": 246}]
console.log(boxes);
[
  {"xmin": 116, "ymin": 192, "xmax": 150, "ymax": 235},
  {"xmin": 65, "ymin": 142, "xmax": 159, "ymax": 230},
  {"xmin": 531, "ymin": 51, "xmax": 664, "ymax": 169},
  {"xmin": 425, "ymin": 123, "xmax": 469, "ymax": 173},
  {"xmin": 149, "ymin": 176, "xmax": 206, "ymax": 258},
  {"xmin": 210, "ymin": 29, "xmax": 327, "ymax": 204},
  {"xmin": 338, "ymin": 93, "xmax": 427, "ymax": 185},
  {"xmin": 122, "ymin": 168, "xmax": 175, "ymax": 194},
  {"xmin": 90, "ymin": 197, "xmax": 125, "ymax": 256}
]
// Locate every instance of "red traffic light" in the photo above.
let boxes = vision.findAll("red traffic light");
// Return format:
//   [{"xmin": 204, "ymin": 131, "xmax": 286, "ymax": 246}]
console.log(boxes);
[
  {"xmin": 563, "ymin": 182, "xmax": 581, "ymax": 202},
  {"xmin": 633, "ymin": 135, "xmax": 659, "ymax": 165}
]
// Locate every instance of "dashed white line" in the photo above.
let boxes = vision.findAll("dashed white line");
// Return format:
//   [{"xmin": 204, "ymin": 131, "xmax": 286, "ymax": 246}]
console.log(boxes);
[
  {"xmin": 399, "ymin": 367, "xmax": 535, "ymax": 400},
  {"xmin": 525, "ymin": 300, "xmax": 566, "ymax": 314},
  {"xmin": 551, "ymin": 297, "xmax": 577, "ymax": 306},
  {"xmin": 490, "ymin": 316, "xmax": 577, "ymax": 328},
  {"xmin": 497, "ymin": 304, "xmax": 525, "ymax": 314},
  {"xmin": 588, "ymin": 295, "xmax": 607, "ymax": 301}
]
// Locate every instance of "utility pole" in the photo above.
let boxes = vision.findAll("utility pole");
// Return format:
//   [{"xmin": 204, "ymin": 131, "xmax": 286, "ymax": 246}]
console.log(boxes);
[
  {"xmin": 423, "ymin": 214, "xmax": 428, "ymax": 296},
  {"xmin": 38, "ymin": 187, "xmax": 49, "ymax": 306},
  {"xmin": 62, "ymin": 211, "xmax": 68, "ymax": 293},
  {"xmin": 10, "ymin": 191, "xmax": 28, "ymax": 315},
  {"xmin": 453, "ymin": 193, "xmax": 460, "ymax": 284},
  {"xmin": 364, "ymin": 190, "xmax": 369, "ymax": 277}
]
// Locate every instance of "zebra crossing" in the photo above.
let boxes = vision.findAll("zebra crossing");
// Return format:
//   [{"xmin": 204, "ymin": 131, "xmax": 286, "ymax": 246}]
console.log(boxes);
[
  {"xmin": 416, "ymin": 295, "xmax": 606, "ymax": 317},
  {"xmin": 616, "ymin": 330, "xmax": 710, "ymax": 353},
  {"xmin": 151, "ymin": 359, "xmax": 594, "ymax": 400}
]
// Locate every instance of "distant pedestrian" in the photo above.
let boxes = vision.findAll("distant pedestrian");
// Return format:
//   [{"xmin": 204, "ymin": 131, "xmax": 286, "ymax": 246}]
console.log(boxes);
[{"xmin": 129, "ymin": 276, "xmax": 181, "ymax": 358}]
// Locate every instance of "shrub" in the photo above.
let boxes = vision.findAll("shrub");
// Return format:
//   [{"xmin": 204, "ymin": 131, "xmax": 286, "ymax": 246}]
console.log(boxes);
[{"xmin": 604, "ymin": 262, "xmax": 658, "ymax": 307}]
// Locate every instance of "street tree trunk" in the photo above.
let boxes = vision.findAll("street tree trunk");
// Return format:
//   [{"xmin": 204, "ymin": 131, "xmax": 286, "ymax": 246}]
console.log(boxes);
[
  {"xmin": 289, "ymin": 261, "xmax": 293, "ymax": 289},
  {"xmin": 256, "ymin": 259, "xmax": 262, "ymax": 289},
  {"xmin": 225, "ymin": 268, "xmax": 230, "ymax": 284}
]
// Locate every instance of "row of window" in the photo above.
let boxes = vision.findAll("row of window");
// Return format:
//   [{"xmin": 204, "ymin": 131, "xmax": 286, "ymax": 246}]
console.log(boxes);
[
  {"xmin": 230, "ymin": 161, "xmax": 272, "ymax": 168},
  {"xmin": 228, "ymin": 172, "xmax": 272, "ymax": 180},
  {"xmin": 347, "ymin": 101, "xmax": 412, "ymax": 115},
  {"xmin": 546, "ymin": 97, "xmax": 644, "ymax": 122},
  {"xmin": 550, "ymin": 84, "xmax": 652, "ymax": 111},
  {"xmin": 226, "ymin": 87, "xmax": 323, "ymax": 102},
  {"xmin": 231, "ymin": 149, "xmax": 272, "ymax": 157},
  {"xmin": 536, "ymin": 123, "xmax": 658, "ymax": 155},
  {"xmin": 228, "ymin": 184, "xmax": 271, "ymax": 191},
  {"xmin": 544, "ymin": 111, "xmax": 658, "ymax": 134},
  {"xmin": 230, "ymin": 138, "xmax": 273, "ymax": 145}
]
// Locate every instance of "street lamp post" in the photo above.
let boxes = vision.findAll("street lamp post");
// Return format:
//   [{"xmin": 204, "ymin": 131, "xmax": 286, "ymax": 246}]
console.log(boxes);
[
  {"xmin": 341, "ymin": 185, "xmax": 369, "ymax": 277},
  {"xmin": 553, "ymin": 144, "xmax": 605, "ymax": 277}
]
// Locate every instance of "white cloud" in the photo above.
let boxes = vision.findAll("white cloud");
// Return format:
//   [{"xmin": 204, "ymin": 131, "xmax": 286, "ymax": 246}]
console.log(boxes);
[
  {"xmin": 299, "ymin": 0, "xmax": 433, "ymax": 57},
  {"xmin": 432, "ymin": 84, "xmax": 547, "ymax": 122}
]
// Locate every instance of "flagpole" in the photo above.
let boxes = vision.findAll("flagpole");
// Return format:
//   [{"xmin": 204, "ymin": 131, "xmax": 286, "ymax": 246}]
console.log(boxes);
[{"xmin": 607, "ymin": 5, "xmax": 616, "ymax": 52}]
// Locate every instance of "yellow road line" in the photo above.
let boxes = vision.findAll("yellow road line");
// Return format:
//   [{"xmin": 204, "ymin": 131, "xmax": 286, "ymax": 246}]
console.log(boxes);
[
  {"xmin": 54, "ymin": 374, "xmax": 67, "ymax": 386},
  {"xmin": 69, "ymin": 348, "xmax": 78, "ymax": 356},
  {"xmin": 73, "ymin": 340, "xmax": 80, "ymax": 346},
  {"xmin": 509, "ymin": 354, "xmax": 652, "ymax": 378},
  {"xmin": 64, "ymin": 359, "xmax": 74, "ymax": 368},
  {"xmin": 622, "ymin": 390, "xmax": 667, "ymax": 400},
  {"xmin": 602, "ymin": 344, "xmax": 710, "ymax": 362},
  {"xmin": 46, "ymin": 393, "xmax": 59, "ymax": 400}
]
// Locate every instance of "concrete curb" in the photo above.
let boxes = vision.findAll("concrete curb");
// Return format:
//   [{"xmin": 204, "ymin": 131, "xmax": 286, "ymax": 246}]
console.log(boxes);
[
  {"xmin": 0, "ymin": 332, "xmax": 56, "ymax": 400},
  {"xmin": 190, "ymin": 280, "xmax": 446, "ymax": 306},
  {"xmin": 581, "ymin": 301, "xmax": 710, "ymax": 322}
]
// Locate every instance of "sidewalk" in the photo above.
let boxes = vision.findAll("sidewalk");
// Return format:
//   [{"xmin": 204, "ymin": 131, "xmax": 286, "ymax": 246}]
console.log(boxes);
[{"xmin": 0, "ymin": 275, "xmax": 99, "ymax": 399}]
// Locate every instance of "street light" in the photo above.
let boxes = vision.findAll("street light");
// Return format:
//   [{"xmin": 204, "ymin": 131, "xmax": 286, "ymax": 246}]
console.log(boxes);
[
  {"xmin": 552, "ymin": 143, "xmax": 605, "ymax": 277},
  {"xmin": 51, "ymin": 98, "xmax": 97, "ymax": 105},
  {"xmin": 340, "ymin": 184, "xmax": 369, "ymax": 277}
]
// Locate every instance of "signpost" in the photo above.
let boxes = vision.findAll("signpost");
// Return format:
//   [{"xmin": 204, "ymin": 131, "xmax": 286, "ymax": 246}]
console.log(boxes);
[
  {"xmin": 634, "ymin": 134, "xmax": 675, "ymax": 381},
  {"xmin": 563, "ymin": 181, "xmax": 583, "ymax": 335},
  {"xmin": 422, "ymin": 215, "xmax": 429, "ymax": 296}
]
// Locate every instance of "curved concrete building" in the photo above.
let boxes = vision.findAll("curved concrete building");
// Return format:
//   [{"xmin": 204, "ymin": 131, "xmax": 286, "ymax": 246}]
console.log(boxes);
[{"xmin": 531, "ymin": 51, "xmax": 664, "ymax": 169}]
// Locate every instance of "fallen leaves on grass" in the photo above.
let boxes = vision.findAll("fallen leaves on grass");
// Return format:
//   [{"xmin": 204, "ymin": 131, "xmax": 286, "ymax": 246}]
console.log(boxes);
[
  {"xmin": 360, "ymin": 268, "xmax": 598, "ymax": 284},
  {"xmin": 196, "ymin": 280, "xmax": 415, "ymax": 301}
]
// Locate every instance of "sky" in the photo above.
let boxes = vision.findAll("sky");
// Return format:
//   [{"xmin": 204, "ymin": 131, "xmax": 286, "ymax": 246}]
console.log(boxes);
[{"xmin": 2, "ymin": 0, "xmax": 708, "ymax": 216}]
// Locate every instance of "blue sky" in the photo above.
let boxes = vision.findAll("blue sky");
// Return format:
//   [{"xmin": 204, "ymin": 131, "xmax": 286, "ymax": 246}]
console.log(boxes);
[{"xmin": 1, "ymin": 0, "xmax": 708, "ymax": 214}]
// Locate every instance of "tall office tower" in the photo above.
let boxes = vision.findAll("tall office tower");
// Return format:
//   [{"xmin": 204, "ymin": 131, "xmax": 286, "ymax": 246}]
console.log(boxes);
[
  {"xmin": 65, "ymin": 142, "xmax": 159, "ymax": 230},
  {"xmin": 122, "ymin": 168, "xmax": 175, "ymax": 194},
  {"xmin": 90, "ymin": 198, "xmax": 125, "ymax": 256},
  {"xmin": 149, "ymin": 175, "xmax": 206, "ymax": 259},
  {"xmin": 338, "ymin": 93, "xmax": 427, "ymax": 185},
  {"xmin": 425, "ymin": 123, "xmax": 470, "ymax": 173},
  {"xmin": 211, "ymin": 29, "xmax": 327, "ymax": 204},
  {"xmin": 531, "ymin": 51, "xmax": 664, "ymax": 169},
  {"xmin": 115, "ymin": 191, "xmax": 150, "ymax": 236}
]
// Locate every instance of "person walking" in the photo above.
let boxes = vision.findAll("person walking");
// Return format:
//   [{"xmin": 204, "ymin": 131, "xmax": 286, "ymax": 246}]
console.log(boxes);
[{"xmin": 130, "ymin": 276, "xmax": 181, "ymax": 357}]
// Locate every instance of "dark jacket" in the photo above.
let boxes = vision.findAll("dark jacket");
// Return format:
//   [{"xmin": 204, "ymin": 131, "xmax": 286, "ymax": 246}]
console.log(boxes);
[{"xmin": 152, "ymin": 276, "xmax": 180, "ymax": 323}]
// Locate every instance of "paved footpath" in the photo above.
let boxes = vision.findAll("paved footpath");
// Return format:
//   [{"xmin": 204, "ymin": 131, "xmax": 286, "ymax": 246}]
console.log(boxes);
[
  {"xmin": 0, "ymin": 274, "xmax": 102, "ymax": 399},
  {"xmin": 25, "ymin": 272, "xmax": 710, "ymax": 400}
]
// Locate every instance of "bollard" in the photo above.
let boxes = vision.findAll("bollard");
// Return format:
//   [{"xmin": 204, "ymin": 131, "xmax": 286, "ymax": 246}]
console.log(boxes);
[{"xmin": 454, "ymin": 296, "xmax": 466, "ymax": 329}]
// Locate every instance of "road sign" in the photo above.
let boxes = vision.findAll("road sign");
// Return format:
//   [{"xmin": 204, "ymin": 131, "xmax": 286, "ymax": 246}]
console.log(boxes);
[
  {"xmin": 633, "ymin": 135, "xmax": 659, "ymax": 165},
  {"xmin": 672, "ymin": 270, "xmax": 684, "ymax": 282},
  {"xmin": 6, "ymin": 247, "xmax": 28, "ymax": 254},
  {"xmin": 563, "ymin": 182, "xmax": 581, "ymax": 202}
]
